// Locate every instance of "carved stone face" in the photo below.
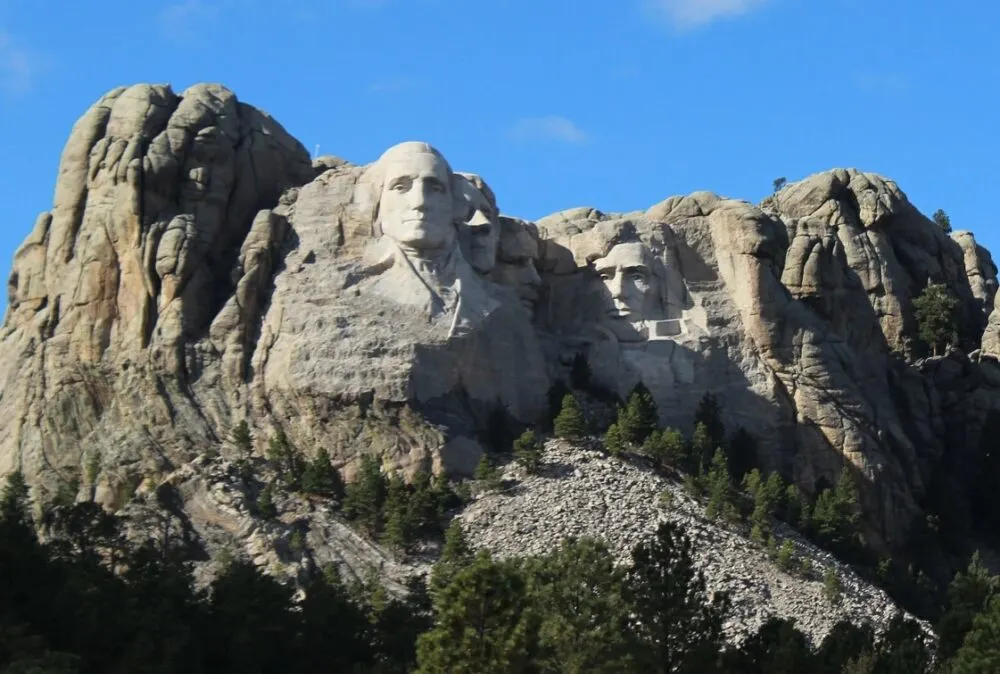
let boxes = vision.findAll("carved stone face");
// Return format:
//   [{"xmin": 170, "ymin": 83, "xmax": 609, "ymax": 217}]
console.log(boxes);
[
  {"xmin": 594, "ymin": 242, "xmax": 659, "ymax": 323},
  {"xmin": 494, "ymin": 222, "xmax": 541, "ymax": 314},
  {"xmin": 377, "ymin": 145, "xmax": 454, "ymax": 253},
  {"xmin": 455, "ymin": 178, "xmax": 499, "ymax": 274}
]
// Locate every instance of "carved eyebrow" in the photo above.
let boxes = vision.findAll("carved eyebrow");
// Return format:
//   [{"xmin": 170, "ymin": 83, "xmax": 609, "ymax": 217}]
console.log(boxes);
[
  {"xmin": 388, "ymin": 175, "xmax": 414, "ymax": 188},
  {"xmin": 623, "ymin": 265, "xmax": 650, "ymax": 273}
]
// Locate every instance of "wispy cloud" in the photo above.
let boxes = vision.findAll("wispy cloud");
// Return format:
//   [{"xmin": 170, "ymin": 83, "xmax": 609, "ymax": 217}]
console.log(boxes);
[
  {"xmin": 367, "ymin": 76, "xmax": 428, "ymax": 95},
  {"xmin": 0, "ymin": 30, "xmax": 39, "ymax": 95},
  {"xmin": 507, "ymin": 116, "xmax": 588, "ymax": 144},
  {"xmin": 643, "ymin": 0, "xmax": 773, "ymax": 30},
  {"xmin": 854, "ymin": 72, "xmax": 910, "ymax": 95},
  {"xmin": 157, "ymin": 0, "xmax": 220, "ymax": 44}
]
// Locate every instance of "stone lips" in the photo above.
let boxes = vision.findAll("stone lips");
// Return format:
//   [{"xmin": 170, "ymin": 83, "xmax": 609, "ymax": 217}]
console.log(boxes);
[{"xmin": 3, "ymin": 84, "xmax": 1000, "ymax": 551}]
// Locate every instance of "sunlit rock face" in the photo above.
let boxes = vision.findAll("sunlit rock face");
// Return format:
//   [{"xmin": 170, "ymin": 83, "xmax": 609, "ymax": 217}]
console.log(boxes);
[{"xmin": 5, "ymin": 84, "xmax": 1000, "ymax": 549}]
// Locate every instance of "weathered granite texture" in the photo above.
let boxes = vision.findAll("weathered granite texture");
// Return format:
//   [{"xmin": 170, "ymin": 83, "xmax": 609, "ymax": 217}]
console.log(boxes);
[{"xmin": 4, "ymin": 84, "xmax": 1000, "ymax": 557}]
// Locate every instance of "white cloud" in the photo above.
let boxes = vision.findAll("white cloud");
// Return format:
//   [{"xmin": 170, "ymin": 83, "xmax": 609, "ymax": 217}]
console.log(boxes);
[
  {"xmin": 507, "ymin": 116, "xmax": 588, "ymax": 144},
  {"xmin": 0, "ymin": 30, "xmax": 37, "ymax": 94},
  {"xmin": 644, "ymin": 0, "xmax": 773, "ymax": 30},
  {"xmin": 158, "ymin": 0, "xmax": 220, "ymax": 44}
]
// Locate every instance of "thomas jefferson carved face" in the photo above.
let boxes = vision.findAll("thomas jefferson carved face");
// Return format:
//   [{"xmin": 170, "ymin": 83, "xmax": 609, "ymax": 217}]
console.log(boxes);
[
  {"xmin": 493, "ymin": 220, "xmax": 541, "ymax": 314},
  {"xmin": 455, "ymin": 177, "xmax": 499, "ymax": 274},
  {"xmin": 594, "ymin": 242, "xmax": 659, "ymax": 323},
  {"xmin": 376, "ymin": 143, "xmax": 455, "ymax": 254}
]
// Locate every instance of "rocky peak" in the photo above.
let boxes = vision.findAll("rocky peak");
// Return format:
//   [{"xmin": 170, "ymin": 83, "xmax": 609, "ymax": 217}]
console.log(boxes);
[{"xmin": 3, "ymin": 83, "xmax": 1000, "ymax": 570}]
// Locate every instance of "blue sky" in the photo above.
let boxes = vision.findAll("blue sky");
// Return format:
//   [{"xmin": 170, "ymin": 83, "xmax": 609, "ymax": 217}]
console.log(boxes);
[{"xmin": 1, "ymin": 0, "xmax": 998, "ymax": 315}]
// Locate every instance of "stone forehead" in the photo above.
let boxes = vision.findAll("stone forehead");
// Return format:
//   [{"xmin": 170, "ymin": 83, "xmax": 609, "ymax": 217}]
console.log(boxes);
[
  {"xmin": 594, "ymin": 241, "xmax": 651, "ymax": 269},
  {"xmin": 456, "ymin": 172, "xmax": 498, "ymax": 214},
  {"xmin": 375, "ymin": 141, "xmax": 453, "ymax": 181},
  {"xmin": 499, "ymin": 218, "xmax": 538, "ymax": 253}
]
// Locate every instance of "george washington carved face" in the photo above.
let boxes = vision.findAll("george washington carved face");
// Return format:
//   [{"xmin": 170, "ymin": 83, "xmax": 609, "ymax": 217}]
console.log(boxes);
[{"xmin": 374, "ymin": 142, "xmax": 455, "ymax": 254}]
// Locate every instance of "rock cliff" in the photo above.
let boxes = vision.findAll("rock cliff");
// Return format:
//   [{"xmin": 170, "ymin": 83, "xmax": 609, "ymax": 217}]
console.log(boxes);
[{"xmin": 4, "ymin": 83, "xmax": 1000, "ymax": 573}]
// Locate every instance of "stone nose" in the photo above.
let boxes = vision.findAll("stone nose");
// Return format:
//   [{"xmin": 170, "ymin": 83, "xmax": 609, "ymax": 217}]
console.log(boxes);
[{"xmin": 608, "ymin": 272, "xmax": 625, "ymax": 298}]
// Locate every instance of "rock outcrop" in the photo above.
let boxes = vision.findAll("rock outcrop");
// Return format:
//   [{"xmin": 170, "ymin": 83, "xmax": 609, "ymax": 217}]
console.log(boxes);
[
  {"xmin": 4, "ymin": 83, "xmax": 1000, "ymax": 570},
  {"xmin": 2, "ymin": 83, "xmax": 315, "ymax": 508}
]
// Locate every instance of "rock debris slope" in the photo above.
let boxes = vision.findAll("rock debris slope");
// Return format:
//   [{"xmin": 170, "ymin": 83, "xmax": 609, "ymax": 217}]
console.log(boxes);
[{"xmin": 460, "ymin": 440, "xmax": 921, "ymax": 645}]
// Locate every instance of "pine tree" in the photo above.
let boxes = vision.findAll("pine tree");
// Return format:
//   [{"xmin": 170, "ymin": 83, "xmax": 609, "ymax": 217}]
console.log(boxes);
[
  {"xmin": 407, "ymin": 470, "xmax": 440, "ymax": 534},
  {"xmin": 618, "ymin": 384, "xmax": 658, "ymax": 446},
  {"xmin": 84, "ymin": 452, "xmax": 101, "ymax": 501},
  {"xmin": 343, "ymin": 454, "xmax": 388, "ymax": 536},
  {"xmin": 745, "ymin": 470, "xmax": 786, "ymax": 543},
  {"xmin": 816, "ymin": 621, "xmax": 876, "ymax": 674},
  {"xmin": 624, "ymin": 521, "xmax": 730, "ymax": 673},
  {"xmin": 231, "ymin": 420, "xmax": 253, "ymax": 456},
  {"xmin": 267, "ymin": 426, "xmax": 303, "ymax": 488},
  {"xmin": 871, "ymin": 614, "xmax": 930, "ymax": 673},
  {"xmin": 296, "ymin": 564, "xmax": 374, "ymax": 672},
  {"xmin": 823, "ymin": 568, "xmax": 843, "ymax": 604},
  {"xmin": 512, "ymin": 430, "xmax": 544, "ymax": 474},
  {"xmin": 689, "ymin": 422, "xmax": 714, "ymax": 475},
  {"xmin": 932, "ymin": 208, "xmax": 952, "ymax": 234},
  {"xmin": 553, "ymin": 394, "xmax": 587, "ymax": 441},
  {"xmin": 645, "ymin": 428, "xmax": 686, "ymax": 470},
  {"xmin": 810, "ymin": 468, "xmax": 863, "ymax": 558},
  {"xmin": 301, "ymin": 448, "xmax": 344, "ymax": 499},
  {"xmin": 724, "ymin": 617, "xmax": 816, "ymax": 673},
  {"xmin": 255, "ymin": 483, "xmax": 277, "ymax": 519},
  {"xmin": 694, "ymin": 393, "xmax": 725, "ymax": 449},
  {"xmin": 705, "ymin": 448, "xmax": 736, "ymax": 521},
  {"xmin": 382, "ymin": 473, "xmax": 416, "ymax": 553},
  {"xmin": 776, "ymin": 539, "xmax": 796, "ymax": 571},
  {"xmin": 937, "ymin": 551, "xmax": 999, "ymax": 661},
  {"xmin": 523, "ymin": 538, "xmax": 636, "ymax": 673},
  {"xmin": 474, "ymin": 455, "xmax": 502, "ymax": 493},
  {"xmin": 1, "ymin": 470, "xmax": 31, "ymax": 525},
  {"xmin": 913, "ymin": 282, "xmax": 960, "ymax": 357},
  {"xmin": 783, "ymin": 483, "xmax": 811, "ymax": 531},
  {"xmin": 415, "ymin": 551, "xmax": 535, "ymax": 674},
  {"xmin": 603, "ymin": 422, "xmax": 626, "ymax": 457},
  {"xmin": 951, "ymin": 594, "xmax": 1000, "ymax": 673}
]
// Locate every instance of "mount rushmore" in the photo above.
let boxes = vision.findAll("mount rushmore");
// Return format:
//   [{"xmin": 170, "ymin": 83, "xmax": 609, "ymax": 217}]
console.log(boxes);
[{"xmin": 3, "ymin": 82, "xmax": 1000, "ymax": 550}]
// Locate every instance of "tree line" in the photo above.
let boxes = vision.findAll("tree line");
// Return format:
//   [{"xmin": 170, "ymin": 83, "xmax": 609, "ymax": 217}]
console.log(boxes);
[{"xmin": 11, "ymin": 468, "xmax": 1000, "ymax": 674}]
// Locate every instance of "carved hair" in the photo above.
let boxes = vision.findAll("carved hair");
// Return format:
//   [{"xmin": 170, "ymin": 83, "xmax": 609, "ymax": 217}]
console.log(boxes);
[
  {"xmin": 455, "ymin": 172, "xmax": 498, "ymax": 221},
  {"xmin": 585, "ymin": 218, "xmax": 691, "ymax": 319},
  {"xmin": 497, "ymin": 216, "xmax": 539, "ymax": 260},
  {"xmin": 358, "ymin": 141, "xmax": 456, "ymax": 238}
]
